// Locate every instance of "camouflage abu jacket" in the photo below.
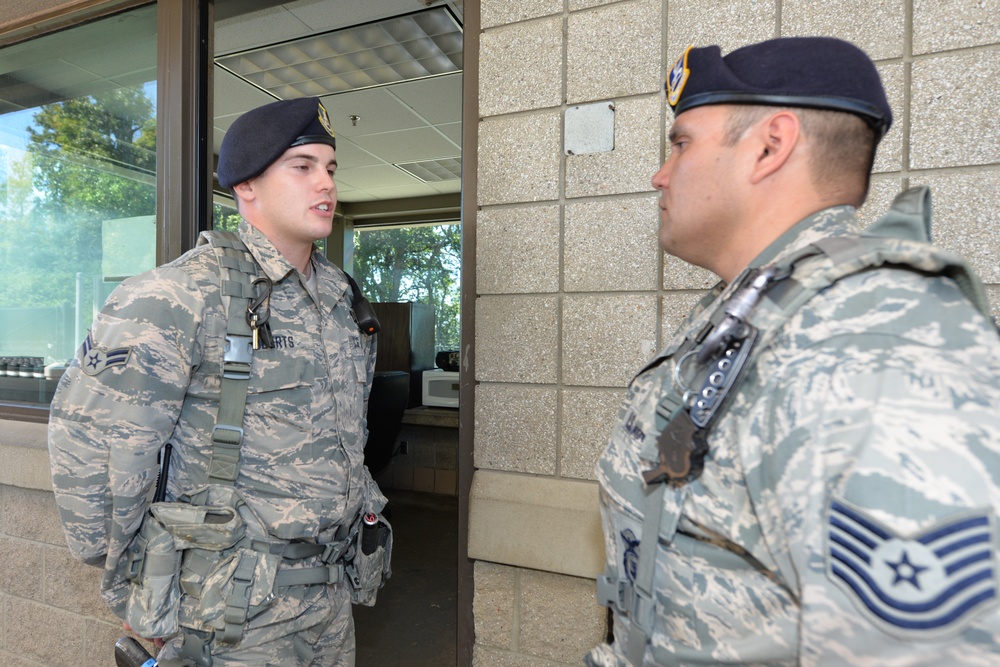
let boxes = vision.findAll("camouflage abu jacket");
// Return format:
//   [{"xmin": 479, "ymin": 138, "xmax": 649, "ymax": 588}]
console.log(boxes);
[
  {"xmin": 48, "ymin": 220, "xmax": 380, "ymax": 617},
  {"xmin": 588, "ymin": 205, "xmax": 1000, "ymax": 666}
]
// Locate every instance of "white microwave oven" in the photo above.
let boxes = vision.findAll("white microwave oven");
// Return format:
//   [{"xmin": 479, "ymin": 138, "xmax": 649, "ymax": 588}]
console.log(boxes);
[{"xmin": 422, "ymin": 370, "xmax": 460, "ymax": 408}]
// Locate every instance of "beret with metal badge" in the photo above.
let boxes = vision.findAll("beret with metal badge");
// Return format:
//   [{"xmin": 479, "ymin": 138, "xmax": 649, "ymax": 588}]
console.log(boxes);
[
  {"xmin": 666, "ymin": 37, "xmax": 892, "ymax": 140},
  {"xmin": 217, "ymin": 96, "xmax": 337, "ymax": 188}
]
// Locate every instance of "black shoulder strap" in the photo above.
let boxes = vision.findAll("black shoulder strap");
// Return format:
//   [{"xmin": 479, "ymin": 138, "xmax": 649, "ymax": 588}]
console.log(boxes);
[{"xmin": 345, "ymin": 272, "xmax": 381, "ymax": 335}]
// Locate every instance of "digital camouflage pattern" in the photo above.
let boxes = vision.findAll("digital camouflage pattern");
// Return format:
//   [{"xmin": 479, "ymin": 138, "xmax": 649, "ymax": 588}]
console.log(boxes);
[
  {"xmin": 588, "ymin": 205, "xmax": 1000, "ymax": 666},
  {"xmin": 48, "ymin": 219, "xmax": 381, "ymax": 664}
]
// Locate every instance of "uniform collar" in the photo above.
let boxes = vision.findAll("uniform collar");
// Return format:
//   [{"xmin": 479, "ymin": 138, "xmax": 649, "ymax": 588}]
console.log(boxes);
[
  {"xmin": 236, "ymin": 220, "xmax": 350, "ymax": 308},
  {"xmin": 748, "ymin": 205, "xmax": 861, "ymax": 271}
]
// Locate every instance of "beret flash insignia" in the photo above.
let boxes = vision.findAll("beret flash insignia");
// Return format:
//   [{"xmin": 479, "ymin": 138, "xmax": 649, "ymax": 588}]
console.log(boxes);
[{"xmin": 667, "ymin": 45, "xmax": 692, "ymax": 107}]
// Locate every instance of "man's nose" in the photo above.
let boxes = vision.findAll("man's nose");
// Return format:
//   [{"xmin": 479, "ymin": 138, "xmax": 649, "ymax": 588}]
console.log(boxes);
[{"xmin": 651, "ymin": 162, "xmax": 669, "ymax": 190}]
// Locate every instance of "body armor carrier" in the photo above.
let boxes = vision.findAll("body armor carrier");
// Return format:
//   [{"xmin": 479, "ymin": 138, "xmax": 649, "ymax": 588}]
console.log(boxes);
[
  {"xmin": 598, "ymin": 187, "xmax": 995, "ymax": 666},
  {"xmin": 122, "ymin": 231, "xmax": 391, "ymax": 666}
]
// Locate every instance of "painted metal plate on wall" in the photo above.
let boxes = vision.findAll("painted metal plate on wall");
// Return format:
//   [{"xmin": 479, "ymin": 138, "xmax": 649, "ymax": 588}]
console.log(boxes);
[{"xmin": 564, "ymin": 101, "xmax": 615, "ymax": 155}]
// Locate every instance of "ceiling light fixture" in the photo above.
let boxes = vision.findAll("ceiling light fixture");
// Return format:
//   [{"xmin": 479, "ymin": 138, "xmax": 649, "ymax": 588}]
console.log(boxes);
[{"xmin": 215, "ymin": 6, "xmax": 463, "ymax": 98}]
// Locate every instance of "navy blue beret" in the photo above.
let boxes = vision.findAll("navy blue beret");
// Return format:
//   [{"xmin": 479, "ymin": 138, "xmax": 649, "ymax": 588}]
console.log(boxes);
[
  {"xmin": 667, "ymin": 37, "xmax": 892, "ymax": 139},
  {"xmin": 217, "ymin": 97, "xmax": 337, "ymax": 188}
]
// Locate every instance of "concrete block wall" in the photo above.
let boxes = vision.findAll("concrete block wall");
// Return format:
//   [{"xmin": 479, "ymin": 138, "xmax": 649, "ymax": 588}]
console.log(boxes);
[
  {"xmin": 375, "ymin": 418, "xmax": 461, "ymax": 496},
  {"xmin": 470, "ymin": 0, "xmax": 1000, "ymax": 664},
  {"xmin": 0, "ymin": 422, "xmax": 132, "ymax": 667},
  {"xmin": 0, "ymin": 485, "xmax": 125, "ymax": 667}
]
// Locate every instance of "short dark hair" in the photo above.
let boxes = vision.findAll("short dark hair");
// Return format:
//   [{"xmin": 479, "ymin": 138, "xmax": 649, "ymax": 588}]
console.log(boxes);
[{"xmin": 722, "ymin": 105, "xmax": 877, "ymax": 207}]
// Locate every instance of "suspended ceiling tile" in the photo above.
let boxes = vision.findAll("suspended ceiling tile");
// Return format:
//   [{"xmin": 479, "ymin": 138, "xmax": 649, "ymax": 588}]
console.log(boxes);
[
  {"xmin": 328, "ymin": 137, "xmax": 383, "ymax": 169},
  {"xmin": 352, "ymin": 126, "xmax": 458, "ymax": 163},
  {"xmin": 334, "ymin": 162, "xmax": 423, "ymax": 189},
  {"xmin": 319, "ymin": 87, "xmax": 427, "ymax": 138},
  {"xmin": 390, "ymin": 72, "xmax": 463, "ymax": 124}
]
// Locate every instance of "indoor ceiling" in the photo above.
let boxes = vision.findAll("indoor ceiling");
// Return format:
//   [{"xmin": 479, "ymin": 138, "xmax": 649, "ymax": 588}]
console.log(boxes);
[{"xmin": 213, "ymin": 0, "xmax": 464, "ymax": 206}]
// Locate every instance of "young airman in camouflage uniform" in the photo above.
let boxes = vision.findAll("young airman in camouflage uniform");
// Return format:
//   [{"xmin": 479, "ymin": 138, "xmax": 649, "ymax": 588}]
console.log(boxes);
[
  {"xmin": 48, "ymin": 97, "xmax": 384, "ymax": 666},
  {"xmin": 588, "ymin": 38, "xmax": 1000, "ymax": 666}
]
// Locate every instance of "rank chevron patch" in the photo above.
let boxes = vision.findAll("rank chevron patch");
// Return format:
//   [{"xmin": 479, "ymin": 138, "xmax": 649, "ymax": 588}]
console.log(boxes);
[
  {"xmin": 826, "ymin": 498, "xmax": 998, "ymax": 639},
  {"xmin": 79, "ymin": 333, "xmax": 132, "ymax": 376}
]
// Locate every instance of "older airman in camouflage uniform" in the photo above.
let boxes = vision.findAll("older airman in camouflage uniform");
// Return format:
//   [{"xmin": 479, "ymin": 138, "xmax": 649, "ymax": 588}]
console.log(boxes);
[
  {"xmin": 48, "ymin": 97, "xmax": 383, "ymax": 666},
  {"xmin": 588, "ymin": 38, "xmax": 1000, "ymax": 666}
]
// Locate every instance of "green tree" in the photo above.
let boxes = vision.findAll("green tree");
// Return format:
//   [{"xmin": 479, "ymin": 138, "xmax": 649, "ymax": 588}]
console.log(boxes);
[
  {"xmin": 353, "ymin": 224, "xmax": 461, "ymax": 350},
  {"xmin": 28, "ymin": 86, "xmax": 156, "ymax": 219},
  {"xmin": 213, "ymin": 202, "xmax": 242, "ymax": 232},
  {"xmin": 0, "ymin": 85, "xmax": 155, "ymax": 315}
]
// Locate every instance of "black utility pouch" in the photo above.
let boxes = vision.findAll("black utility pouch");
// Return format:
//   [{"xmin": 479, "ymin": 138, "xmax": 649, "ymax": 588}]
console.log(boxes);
[{"xmin": 346, "ymin": 511, "xmax": 392, "ymax": 606}]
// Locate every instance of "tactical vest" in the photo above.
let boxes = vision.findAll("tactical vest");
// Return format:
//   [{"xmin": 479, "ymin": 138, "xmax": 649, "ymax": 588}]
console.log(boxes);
[
  {"xmin": 122, "ymin": 231, "xmax": 391, "ymax": 666},
  {"xmin": 597, "ymin": 187, "xmax": 995, "ymax": 666}
]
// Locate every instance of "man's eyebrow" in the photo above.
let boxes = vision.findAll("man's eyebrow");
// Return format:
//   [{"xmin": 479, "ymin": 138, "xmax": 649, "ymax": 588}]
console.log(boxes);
[{"xmin": 281, "ymin": 152, "xmax": 338, "ymax": 169}]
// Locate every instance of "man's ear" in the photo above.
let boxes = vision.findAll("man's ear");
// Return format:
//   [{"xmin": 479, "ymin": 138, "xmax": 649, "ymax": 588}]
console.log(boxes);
[
  {"xmin": 232, "ymin": 180, "xmax": 255, "ymax": 204},
  {"xmin": 749, "ymin": 110, "xmax": 801, "ymax": 184}
]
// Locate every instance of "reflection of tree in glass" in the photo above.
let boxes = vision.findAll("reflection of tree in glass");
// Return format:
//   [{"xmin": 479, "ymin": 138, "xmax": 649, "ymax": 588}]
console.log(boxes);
[
  {"xmin": 28, "ymin": 86, "xmax": 156, "ymax": 218},
  {"xmin": 353, "ymin": 225, "xmax": 461, "ymax": 351},
  {"xmin": 0, "ymin": 86, "xmax": 156, "ymax": 311}
]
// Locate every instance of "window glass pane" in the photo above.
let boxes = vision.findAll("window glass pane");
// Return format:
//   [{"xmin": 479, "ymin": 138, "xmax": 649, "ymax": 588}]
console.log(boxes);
[
  {"xmin": 0, "ymin": 5, "xmax": 157, "ymax": 405},
  {"xmin": 213, "ymin": 199, "xmax": 241, "ymax": 231},
  {"xmin": 353, "ymin": 223, "xmax": 461, "ymax": 352}
]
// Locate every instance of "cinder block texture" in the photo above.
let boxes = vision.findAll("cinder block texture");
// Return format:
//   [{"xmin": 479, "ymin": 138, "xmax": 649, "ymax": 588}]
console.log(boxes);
[
  {"xmin": 562, "ymin": 294, "xmax": 658, "ymax": 387},
  {"xmin": 913, "ymin": 0, "xmax": 1000, "ymax": 53},
  {"xmin": 477, "ymin": 204, "xmax": 561, "ymax": 294},
  {"xmin": 468, "ymin": 471, "xmax": 604, "ymax": 576},
  {"xmin": 473, "ymin": 645, "xmax": 575, "ymax": 666},
  {"xmin": 0, "ymin": 536, "xmax": 44, "ymax": 601},
  {"xmin": 565, "ymin": 96, "xmax": 662, "ymax": 199},
  {"xmin": 911, "ymin": 50, "xmax": 1000, "ymax": 170},
  {"xmin": 858, "ymin": 175, "xmax": 906, "ymax": 228},
  {"xmin": 45, "ymin": 547, "xmax": 118, "ymax": 621},
  {"xmin": 987, "ymin": 286, "xmax": 1000, "ymax": 321},
  {"xmin": 481, "ymin": 0, "xmax": 562, "ymax": 29},
  {"xmin": 1, "ymin": 486, "xmax": 66, "ymax": 546},
  {"xmin": 566, "ymin": 0, "xmax": 662, "ymax": 103},
  {"xmin": 5, "ymin": 597, "xmax": 87, "ymax": 667},
  {"xmin": 519, "ymin": 569, "xmax": 606, "ymax": 662},
  {"xmin": 662, "ymin": 252, "xmax": 718, "ymax": 291},
  {"xmin": 0, "ymin": 0, "xmax": 69, "ymax": 28},
  {"xmin": 560, "ymin": 388, "xmax": 623, "ymax": 480},
  {"xmin": 0, "ymin": 651, "xmax": 63, "ymax": 667},
  {"xmin": 475, "ymin": 384, "xmax": 558, "ymax": 474},
  {"xmin": 782, "ymin": 0, "xmax": 905, "ymax": 60},
  {"xmin": 911, "ymin": 171, "xmax": 1000, "ymax": 284},
  {"xmin": 480, "ymin": 17, "xmax": 563, "ymax": 116},
  {"xmin": 666, "ymin": 0, "xmax": 776, "ymax": 61},
  {"xmin": 661, "ymin": 291, "xmax": 712, "ymax": 340},
  {"xmin": 476, "ymin": 295, "xmax": 558, "ymax": 383},
  {"xmin": 564, "ymin": 195, "xmax": 660, "ymax": 292},
  {"xmin": 570, "ymin": 0, "xmax": 619, "ymax": 10},
  {"xmin": 0, "ymin": 423, "xmax": 54, "ymax": 491},
  {"xmin": 473, "ymin": 561, "xmax": 516, "ymax": 649},
  {"xmin": 872, "ymin": 61, "xmax": 904, "ymax": 175},
  {"xmin": 478, "ymin": 111, "xmax": 562, "ymax": 205},
  {"xmin": 82, "ymin": 619, "xmax": 129, "ymax": 667}
]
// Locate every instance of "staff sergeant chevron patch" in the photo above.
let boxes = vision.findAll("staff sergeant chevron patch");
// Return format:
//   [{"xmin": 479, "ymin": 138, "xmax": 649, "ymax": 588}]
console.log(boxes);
[{"xmin": 826, "ymin": 498, "xmax": 998, "ymax": 640}]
